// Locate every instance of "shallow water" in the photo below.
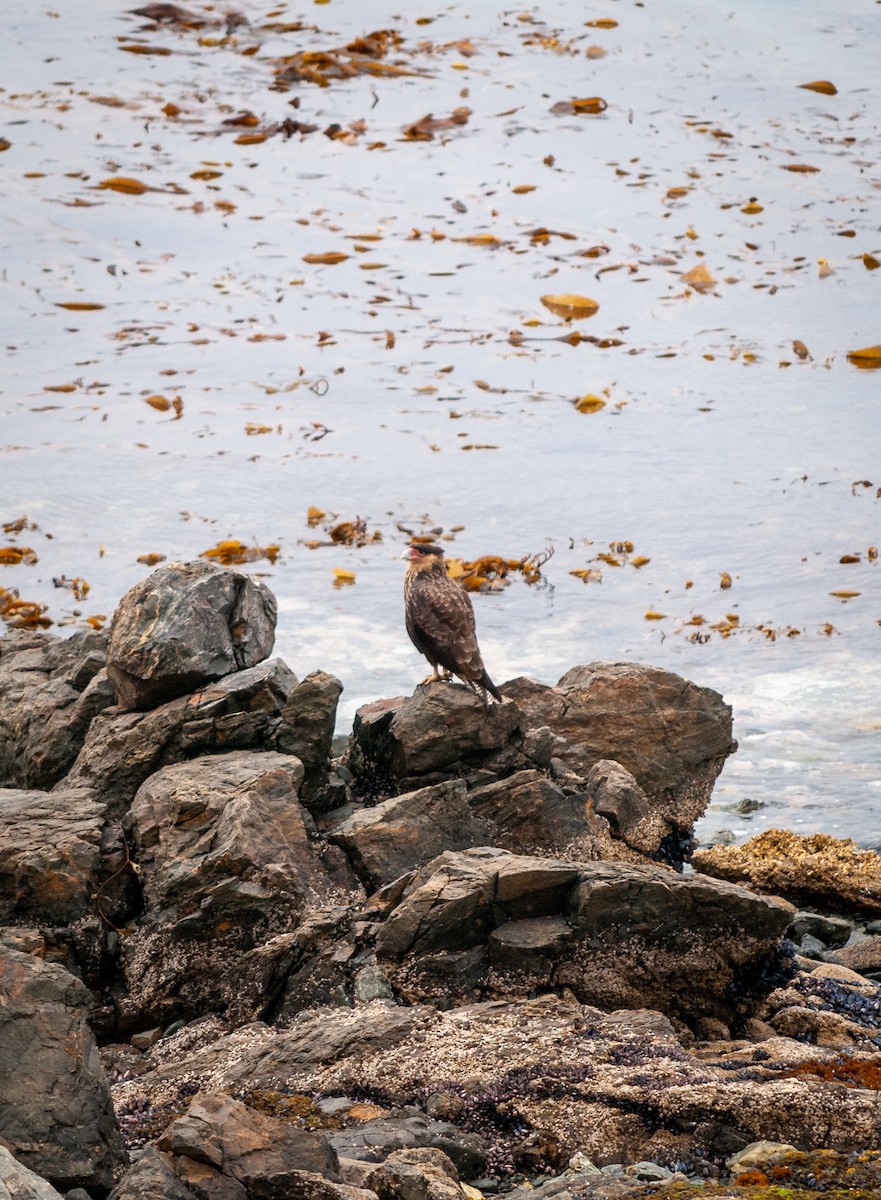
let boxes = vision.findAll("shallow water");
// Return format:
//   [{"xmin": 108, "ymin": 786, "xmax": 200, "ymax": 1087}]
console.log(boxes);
[{"xmin": 2, "ymin": 0, "xmax": 879, "ymax": 846}]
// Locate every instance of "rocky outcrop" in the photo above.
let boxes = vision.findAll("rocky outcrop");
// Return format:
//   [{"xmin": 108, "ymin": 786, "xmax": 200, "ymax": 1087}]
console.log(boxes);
[
  {"xmin": 694, "ymin": 829, "xmax": 881, "ymax": 916},
  {"xmin": 0, "ymin": 629, "xmax": 113, "ymax": 789},
  {"xmin": 116, "ymin": 751, "xmax": 360, "ymax": 1029},
  {"xmin": 106, "ymin": 561, "xmax": 277, "ymax": 710},
  {"xmin": 2, "ymin": 563, "xmax": 879, "ymax": 1200},
  {"xmin": 505, "ymin": 664, "xmax": 736, "ymax": 856},
  {"xmin": 348, "ymin": 665, "xmax": 735, "ymax": 864},
  {"xmin": 371, "ymin": 848, "xmax": 790, "ymax": 1023},
  {"xmin": 0, "ymin": 946, "xmax": 126, "ymax": 1192},
  {"xmin": 61, "ymin": 658, "xmax": 341, "ymax": 818}
]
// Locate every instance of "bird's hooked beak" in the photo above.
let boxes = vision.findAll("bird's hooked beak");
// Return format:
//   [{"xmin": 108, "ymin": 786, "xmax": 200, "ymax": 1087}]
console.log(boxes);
[{"xmin": 401, "ymin": 546, "xmax": 422, "ymax": 561}]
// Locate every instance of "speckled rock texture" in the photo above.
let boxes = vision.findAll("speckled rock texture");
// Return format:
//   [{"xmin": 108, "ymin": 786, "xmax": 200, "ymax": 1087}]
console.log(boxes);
[
  {"xmin": 116, "ymin": 751, "xmax": 359, "ymax": 1030},
  {"xmin": 0, "ymin": 947, "xmax": 126, "ymax": 1192},
  {"xmin": 106, "ymin": 560, "xmax": 277, "ymax": 710},
  {"xmin": 0, "ymin": 1145, "xmax": 66, "ymax": 1200},
  {"xmin": 693, "ymin": 829, "xmax": 881, "ymax": 916},
  {"xmin": 0, "ymin": 785, "xmax": 103, "ymax": 923},
  {"xmin": 110, "ymin": 995, "xmax": 881, "ymax": 1181},
  {"xmin": 0, "ymin": 628, "xmax": 113, "ymax": 789}
]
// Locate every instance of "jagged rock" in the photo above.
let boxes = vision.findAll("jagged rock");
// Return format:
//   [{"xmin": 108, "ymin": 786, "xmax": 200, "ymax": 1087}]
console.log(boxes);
[
  {"xmin": 241, "ymin": 904, "xmax": 369, "ymax": 1024},
  {"xmin": 372, "ymin": 849, "xmax": 790, "ymax": 1023},
  {"xmin": 108, "ymin": 1147, "xmax": 193, "ymax": 1200},
  {"xmin": 106, "ymin": 560, "xmax": 277, "ymax": 710},
  {"xmin": 329, "ymin": 780, "xmax": 486, "ymax": 889},
  {"xmin": 374, "ymin": 848, "xmax": 579, "ymax": 959},
  {"xmin": 0, "ymin": 946, "xmax": 126, "ymax": 1191},
  {"xmin": 156, "ymin": 1092, "xmax": 338, "ymax": 1182},
  {"xmin": 504, "ymin": 664, "xmax": 735, "ymax": 849},
  {"xmin": 583, "ymin": 760, "xmax": 658, "ymax": 855},
  {"xmin": 0, "ymin": 1146, "xmax": 66, "ymax": 1200},
  {"xmin": 694, "ymin": 829, "xmax": 881, "ymax": 916},
  {"xmin": 468, "ymin": 769, "xmax": 613, "ymax": 859},
  {"xmin": 0, "ymin": 785, "xmax": 103, "ymax": 923},
  {"xmin": 62, "ymin": 658, "xmax": 301, "ymax": 818},
  {"xmin": 0, "ymin": 629, "xmax": 113, "ymax": 789},
  {"xmin": 144, "ymin": 1094, "xmax": 372, "ymax": 1195},
  {"xmin": 349, "ymin": 686, "xmax": 521, "ymax": 790},
  {"xmin": 275, "ymin": 670, "xmax": 344, "ymax": 805},
  {"xmin": 365, "ymin": 1147, "xmax": 464, "ymax": 1200},
  {"xmin": 117, "ymin": 751, "xmax": 357, "ymax": 1028}
]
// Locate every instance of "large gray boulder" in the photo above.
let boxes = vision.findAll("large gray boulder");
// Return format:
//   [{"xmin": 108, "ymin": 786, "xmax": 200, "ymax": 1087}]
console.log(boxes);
[
  {"xmin": 0, "ymin": 946, "xmax": 125, "ymax": 1191},
  {"xmin": 505, "ymin": 663, "xmax": 736, "ymax": 854},
  {"xmin": 0, "ymin": 1146, "xmax": 66, "ymax": 1200},
  {"xmin": 372, "ymin": 848, "xmax": 790, "ymax": 1023},
  {"xmin": 106, "ymin": 560, "xmax": 277, "ymax": 710},
  {"xmin": 0, "ymin": 629, "xmax": 113, "ymax": 789},
  {"xmin": 117, "ymin": 751, "xmax": 357, "ymax": 1027},
  {"xmin": 349, "ymin": 686, "xmax": 521, "ymax": 792}
]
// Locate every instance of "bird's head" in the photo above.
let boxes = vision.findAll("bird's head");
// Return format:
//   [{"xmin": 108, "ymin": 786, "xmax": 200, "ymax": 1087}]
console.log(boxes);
[
  {"xmin": 404, "ymin": 543, "xmax": 443, "ymax": 560},
  {"xmin": 402, "ymin": 543, "xmax": 445, "ymax": 570}
]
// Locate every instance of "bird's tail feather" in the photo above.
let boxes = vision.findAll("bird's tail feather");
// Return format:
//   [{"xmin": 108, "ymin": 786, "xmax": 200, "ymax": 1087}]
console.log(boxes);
[{"xmin": 480, "ymin": 671, "xmax": 503, "ymax": 703}]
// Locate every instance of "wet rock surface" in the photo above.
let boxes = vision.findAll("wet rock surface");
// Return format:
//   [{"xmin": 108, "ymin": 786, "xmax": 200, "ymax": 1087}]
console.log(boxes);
[{"xmin": 0, "ymin": 567, "xmax": 879, "ymax": 1200}]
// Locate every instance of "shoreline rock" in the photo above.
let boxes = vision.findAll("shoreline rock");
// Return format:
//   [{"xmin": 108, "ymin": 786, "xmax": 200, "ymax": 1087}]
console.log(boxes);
[{"xmin": 0, "ymin": 563, "xmax": 879, "ymax": 1200}]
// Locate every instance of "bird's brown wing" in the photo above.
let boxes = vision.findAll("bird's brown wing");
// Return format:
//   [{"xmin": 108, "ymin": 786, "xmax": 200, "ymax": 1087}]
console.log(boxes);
[{"xmin": 406, "ymin": 573, "xmax": 486, "ymax": 682}]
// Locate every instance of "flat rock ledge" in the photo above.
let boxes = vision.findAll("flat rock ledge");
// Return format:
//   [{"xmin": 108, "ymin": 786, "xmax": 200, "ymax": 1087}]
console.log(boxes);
[{"xmin": 0, "ymin": 563, "xmax": 879, "ymax": 1200}]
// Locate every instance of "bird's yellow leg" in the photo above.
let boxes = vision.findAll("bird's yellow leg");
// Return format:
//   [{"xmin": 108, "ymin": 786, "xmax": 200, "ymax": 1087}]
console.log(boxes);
[{"xmin": 419, "ymin": 666, "xmax": 454, "ymax": 685}]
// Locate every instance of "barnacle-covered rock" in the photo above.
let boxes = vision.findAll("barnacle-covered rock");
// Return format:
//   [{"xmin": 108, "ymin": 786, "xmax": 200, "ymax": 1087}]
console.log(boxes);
[
  {"xmin": 694, "ymin": 829, "xmax": 881, "ymax": 916},
  {"xmin": 372, "ymin": 848, "xmax": 789, "ymax": 1025}
]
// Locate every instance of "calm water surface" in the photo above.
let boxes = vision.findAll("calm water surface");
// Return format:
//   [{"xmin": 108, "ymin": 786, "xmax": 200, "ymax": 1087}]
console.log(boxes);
[{"xmin": 2, "ymin": 0, "xmax": 879, "ymax": 846}]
